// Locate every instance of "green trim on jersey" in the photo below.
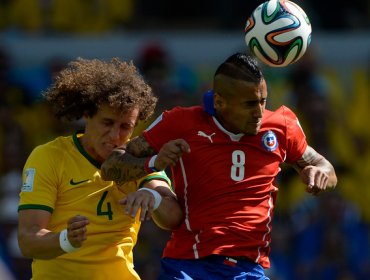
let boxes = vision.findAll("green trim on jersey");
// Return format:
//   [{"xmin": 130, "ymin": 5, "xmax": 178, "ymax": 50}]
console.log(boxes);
[
  {"xmin": 138, "ymin": 171, "xmax": 173, "ymax": 190},
  {"xmin": 73, "ymin": 130, "xmax": 101, "ymax": 168},
  {"xmin": 18, "ymin": 204, "xmax": 53, "ymax": 213}
]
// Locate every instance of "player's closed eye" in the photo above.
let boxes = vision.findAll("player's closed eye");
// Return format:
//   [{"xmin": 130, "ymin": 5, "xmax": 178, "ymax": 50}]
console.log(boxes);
[{"xmin": 245, "ymin": 99, "xmax": 266, "ymax": 108}]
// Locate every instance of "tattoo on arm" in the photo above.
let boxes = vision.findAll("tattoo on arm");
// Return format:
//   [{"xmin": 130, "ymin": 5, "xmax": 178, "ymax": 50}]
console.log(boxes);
[
  {"xmin": 101, "ymin": 135, "xmax": 157, "ymax": 184},
  {"xmin": 296, "ymin": 146, "xmax": 319, "ymax": 168},
  {"xmin": 292, "ymin": 145, "xmax": 337, "ymax": 188},
  {"xmin": 126, "ymin": 135, "xmax": 156, "ymax": 157},
  {"xmin": 292, "ymin": 145, "xmax": 325, "ymax": 172},
  {"xmin": 101, "ymin": 150, "xmax": 148, "ymax": 184}
]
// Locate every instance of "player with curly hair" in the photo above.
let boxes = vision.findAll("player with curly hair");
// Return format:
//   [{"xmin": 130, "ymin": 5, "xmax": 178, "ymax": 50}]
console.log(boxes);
[{"xmin": 17, "ymin": 58, "xmax": 183, "ymax": 280}]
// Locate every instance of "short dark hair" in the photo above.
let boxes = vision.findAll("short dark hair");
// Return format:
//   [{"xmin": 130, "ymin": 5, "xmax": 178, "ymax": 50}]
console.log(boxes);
[{"xmin": 214, "ymin": 53, "xmax": 264, "ymax": 83}]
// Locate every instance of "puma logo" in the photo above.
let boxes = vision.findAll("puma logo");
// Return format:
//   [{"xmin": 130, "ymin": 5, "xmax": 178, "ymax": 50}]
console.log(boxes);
[{"xmin": 197, "ymin": 131, "xmax": 215, "ymax": 143}]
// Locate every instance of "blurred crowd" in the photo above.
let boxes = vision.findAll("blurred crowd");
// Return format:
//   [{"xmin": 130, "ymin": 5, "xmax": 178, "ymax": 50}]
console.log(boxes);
[
  {"xmin": 0, "ymin": 1, "xmax": 370, "ymax": 279},
  {"xmin": 0, "ymin": 0, "xmax": 368, "ymax": 34}
]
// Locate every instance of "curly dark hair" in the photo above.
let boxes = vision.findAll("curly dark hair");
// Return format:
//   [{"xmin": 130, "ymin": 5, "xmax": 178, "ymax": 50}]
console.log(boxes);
[{"xmin": 43, "ymin": 57, "xmax": 157, "ymax": 122}]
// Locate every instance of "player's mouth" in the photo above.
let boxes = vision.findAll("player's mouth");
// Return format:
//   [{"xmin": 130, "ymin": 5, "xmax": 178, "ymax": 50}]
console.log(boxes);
[
  {"xmin": 245, "ymin": 120, "xmax": 262, "ymax": 135},
  {"xmin": 248, "ymin": 119, "xmax": 262, "ymax": 126},
  {"xmin": 104, "ymin": 142, "xmax": 118, "ymax": 151}
]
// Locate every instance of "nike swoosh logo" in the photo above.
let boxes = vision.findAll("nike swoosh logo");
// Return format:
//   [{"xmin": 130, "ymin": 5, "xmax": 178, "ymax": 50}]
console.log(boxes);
[{"xmin": 70, "ymin": 179, "xmax": 90, "ymax": 185}]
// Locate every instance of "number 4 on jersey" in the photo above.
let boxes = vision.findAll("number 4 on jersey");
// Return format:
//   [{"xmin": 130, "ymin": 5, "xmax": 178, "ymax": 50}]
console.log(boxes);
[{"xmin": 97, "ymin": 191, "xmax": 113, "ymax": 220}]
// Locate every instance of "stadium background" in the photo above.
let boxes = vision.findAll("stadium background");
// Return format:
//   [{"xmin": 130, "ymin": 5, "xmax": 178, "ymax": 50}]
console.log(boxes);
[{"xmin": 0, "ymin": 0, "xmax": 369, "ymax": 279}]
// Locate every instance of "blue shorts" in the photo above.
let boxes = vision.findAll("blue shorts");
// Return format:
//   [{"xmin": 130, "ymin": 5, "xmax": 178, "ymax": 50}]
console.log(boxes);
[{"xmin": 158, "ymin": 255, "xmax": 270, "ymax": 280}]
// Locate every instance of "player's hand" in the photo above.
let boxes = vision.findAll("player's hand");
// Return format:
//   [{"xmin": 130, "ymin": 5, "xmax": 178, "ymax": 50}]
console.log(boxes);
[
  {"xmin": 154, "ymin": 139, "xmax": 191, "ymax": 170},
  {"xmin": 119, "ymin": 190, "xmax": 159, "ymax": 221},
  {"xmin": 66, "ymin": 215, "xmax": 89, "ymax": 248},
  {"xmin": 300, "ymin": 165, "xmax": 332, "ymax": 195}
]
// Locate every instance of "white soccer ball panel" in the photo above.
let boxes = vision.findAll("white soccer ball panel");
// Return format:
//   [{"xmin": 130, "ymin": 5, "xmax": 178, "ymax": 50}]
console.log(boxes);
[
  {"xmin": 244, "ymin": 0, "xmax": 312, "ymax": 67},
  {"xmin": 266, "ymin": 0, "xmax": 279, "ymax": 16}
]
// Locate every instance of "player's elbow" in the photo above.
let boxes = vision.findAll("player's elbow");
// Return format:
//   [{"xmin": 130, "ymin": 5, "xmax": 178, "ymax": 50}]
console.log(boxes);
[
  {"xmin": 18, "ymin": 233, "xmax": 33, "ymax": 259},
  {"xmin": 161, "ymin": 209, "xmax": 183, "ymax": 230},
  {"xmin": 154, "ymin": 216, "xmax": 183, "ymax": 231},
  {"xmin": 153, "ymin": 200, "xmax": 184, "ymax": 230}
]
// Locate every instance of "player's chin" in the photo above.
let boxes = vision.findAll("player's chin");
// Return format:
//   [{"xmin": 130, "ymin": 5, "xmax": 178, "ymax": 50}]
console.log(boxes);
[
  {"xmin": 244, "ymin": 124, "xmax": 261, "ymax": 135},
  {"xmin": 102, "ymin": 143, "xmax": 118, "ymax": 155},
  {"xmin": 100, "ymin": 148, "xmax": 114, "ymax": 162}
]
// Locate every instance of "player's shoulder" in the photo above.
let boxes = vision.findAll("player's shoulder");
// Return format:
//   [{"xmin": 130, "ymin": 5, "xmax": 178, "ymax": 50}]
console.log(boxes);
[
  {"xmin": 262, "ymin": 106, "xmax": 301, "ymax": 133},
  {"xmin": 168, "ymin": 105, "xmax": 203, "ymax": 114},
  {"xmin": 31, "ymin": 135, "xmax": 73, "ymax": 157},
  {"xmin": 24, "ymin": 135, "xmax": 73, "ymax": 170},
  {"xmin": 266, "ymin": 105, "xmax": 299, "ymax": 120},
  {"xmin": 165, "ymin": 105, "xmax": 205, "ymax": 120}
]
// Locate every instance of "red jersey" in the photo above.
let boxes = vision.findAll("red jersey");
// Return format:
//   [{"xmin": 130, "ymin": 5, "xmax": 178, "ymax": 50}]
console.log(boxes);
[{"xmin": 143, "ymin": 105, "xmax": 307, "ymax": 268}]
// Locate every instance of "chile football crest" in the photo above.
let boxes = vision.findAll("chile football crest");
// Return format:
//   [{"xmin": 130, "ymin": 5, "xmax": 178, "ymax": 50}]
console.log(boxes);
[{"xmin": 261, "ymin": 130, "xmax": 278, "ymax": 152}]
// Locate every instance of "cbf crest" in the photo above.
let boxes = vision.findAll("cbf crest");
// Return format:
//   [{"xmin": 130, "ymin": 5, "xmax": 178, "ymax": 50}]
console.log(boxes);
[{"xmin": 261, "ymin": 130, "xmax": 278, "ymax": 152}]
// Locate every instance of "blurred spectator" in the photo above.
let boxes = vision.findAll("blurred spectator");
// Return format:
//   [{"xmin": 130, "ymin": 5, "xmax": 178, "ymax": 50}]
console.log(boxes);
[
  {"xmin": 268, "ymin": 217, "xmax": 295, "ymax": 280},
  {"xmin": 327, "ymin": 63, "xmax": 370, "ymax": 223},
  {"xmin": 0, "ymin": 47, "xmax": 28, "ymax": 106},
  {"xmin": 0, "ymin": 0, "xmax": 369, "ymax": 32},
  {"xmin": 133, "ymin": 221, "xmax": 171, "ymax": 280},
  {"xmin": 0, "ymin": 48, "xmax": 69, "ymax": 280},
  {"xmin": 2, "ymin": 0, "xmax": 135, "ymax": 34},
  {"xmin": 291, "ymin": 191, "xmax": 370, "ymax": 280},
  {"xmin": 0, "ymin": 105, "xmax": 32, "ymax": 279},
  {"xmin": 0, "ymin": 246, "xmax": 16, "ymax": 280},
  {"xmin": 287, "ymin": 48, "xmax": 332, "ymax": 158},
  {"xmin": 8, "ymin": 55, "xmax": 68, "ymax": 103},
  {"xmin": 136, "ymin": 41, "xmax": 198, "ymax": 113}
]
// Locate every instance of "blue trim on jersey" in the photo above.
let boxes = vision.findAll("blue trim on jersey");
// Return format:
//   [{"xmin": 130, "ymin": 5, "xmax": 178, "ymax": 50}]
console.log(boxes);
[
  {"xmin": 159, "ymin": 256, "xmax": 269, "ymax": 280},
  {"xmin": 203, "ymin": 90, "xmax": 216, "ymax": 116}
]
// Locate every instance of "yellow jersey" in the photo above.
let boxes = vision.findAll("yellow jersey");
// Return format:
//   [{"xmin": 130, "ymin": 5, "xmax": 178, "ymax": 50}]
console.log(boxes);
[{"xmin": 18, "ymin": 132, "xmax": 170, "ymax": 280}]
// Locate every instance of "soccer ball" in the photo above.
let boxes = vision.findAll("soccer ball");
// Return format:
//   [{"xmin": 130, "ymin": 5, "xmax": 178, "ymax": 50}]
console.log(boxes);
[{"xmin": 244, "ymin": 0, "xmax": 312, "ymax": 67}]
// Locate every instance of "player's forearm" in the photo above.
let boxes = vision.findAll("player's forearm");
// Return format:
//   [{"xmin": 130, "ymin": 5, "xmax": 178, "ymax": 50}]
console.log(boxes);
[
  {"xmin": 153, "ymin": 196, "xmax": 183, "ymax": 230},
  {"xmin": 152, "ymin": 186, "xmax": 183, "ymax": 230},
  {"xmin": 18, "ymin": 229, "xmax": 65, "ymax": 259},
  {"xmin": 294, "ymin": 146, "xmax": 337, "ymax": 189},
  {"xmin": 101, "ymin": 149, "xmax": 149, "ymax": 184}
]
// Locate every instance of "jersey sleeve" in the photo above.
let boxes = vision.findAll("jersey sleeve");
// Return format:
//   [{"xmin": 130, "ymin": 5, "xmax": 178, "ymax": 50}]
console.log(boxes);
[
  {"xmin": 143, "ymin": 107, "xmax": 185, "ymax": 152},
  {"xmin": 18, "ymin": 144, "xmax": 63, "ymax": 213},
  {"xmin": 282, "ymin": 106, "xmax": 308, "ymax": 163},
  {"xmin": 137, "ymin": 171, "xmax": 172, "ymax": 190}
]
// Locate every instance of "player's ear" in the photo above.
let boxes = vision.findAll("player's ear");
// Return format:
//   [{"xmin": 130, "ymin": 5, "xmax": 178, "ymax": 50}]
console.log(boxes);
[{"xmin": 213, "ymin": 92, "xmax": 225, "ymax": 110}]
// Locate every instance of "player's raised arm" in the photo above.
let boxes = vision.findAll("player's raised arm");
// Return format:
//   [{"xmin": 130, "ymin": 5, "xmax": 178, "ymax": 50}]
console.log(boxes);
[
  {"xmin": 101, "ymin": 136, "xmax": 190, "ymax": 184},
  {"xmin": 291, "ymin": 145, "xmax": 337, "ymax": 195},
  {"xmin": 101, "ymin": 135, "xmax": 154, "ymax": 184}
]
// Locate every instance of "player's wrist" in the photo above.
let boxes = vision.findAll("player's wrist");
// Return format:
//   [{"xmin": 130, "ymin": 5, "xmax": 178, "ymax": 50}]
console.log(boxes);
[
  {"xmin": 138, "ymin": 187, "xmax": 162, "ymax": 210},
  {"xmin": 59, "ymin": 229, "xmax": 79, "ymax": 253},
  {"xmin": 144, "ymin": 155, "xmax": 161, "ymax": 173}
]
